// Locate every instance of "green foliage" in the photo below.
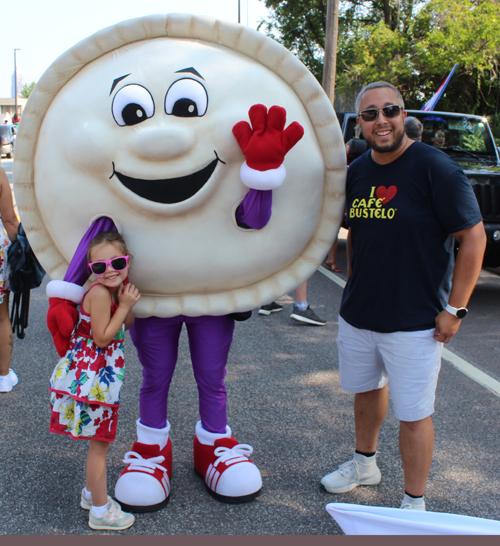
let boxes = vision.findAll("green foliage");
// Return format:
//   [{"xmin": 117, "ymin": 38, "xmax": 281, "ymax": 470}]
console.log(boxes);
[
  {"xmin": 488, "ymin": 113, "xmax": 500, "ymax": 142},
  {"xmin": 258, "ymin": 0, "xmax": 328, "ymax": 81},
  {"xmin": 20, "ymin": 82, "xmax": 35, "ymax": 99},
  {"xmin": 462, "ymin": 130, "xmax": 487, "ymax": 152},
  {"xmin": 260, "ymin": 0, "xmax": 500, "ymax": 128}
]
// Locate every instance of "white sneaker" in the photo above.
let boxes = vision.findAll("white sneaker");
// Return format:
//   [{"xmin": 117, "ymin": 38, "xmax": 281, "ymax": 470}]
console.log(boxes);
[
  {"xmin": 80, "ymin": 488, "xmax": 92, "ymax": 510},
  {"xmin": 89, "ymin": 498, "xmax": 135, "ymax": 530},
  {"xmin": 321, "ymin": 452, "xmax": 381, "ymax": 493},
  {"xmin": 0, "ymin": 369, "xmax": 18, "ymax": 393},
  {"xmin": 400, "ymin": 494, "xmax": 426, "ymax": 511}
]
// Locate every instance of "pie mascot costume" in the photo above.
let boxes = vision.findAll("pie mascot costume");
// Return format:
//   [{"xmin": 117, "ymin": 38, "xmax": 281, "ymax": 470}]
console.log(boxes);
[{"xmin": 14, "ymin": 14, "xmax": 345, "ymax": 511}]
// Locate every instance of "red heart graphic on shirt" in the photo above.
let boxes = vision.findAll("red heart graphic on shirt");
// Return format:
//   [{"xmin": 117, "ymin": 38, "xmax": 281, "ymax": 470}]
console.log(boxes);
[{"xmin": 376, "ymin": 185, "xmax": 398, "ymax": 204}]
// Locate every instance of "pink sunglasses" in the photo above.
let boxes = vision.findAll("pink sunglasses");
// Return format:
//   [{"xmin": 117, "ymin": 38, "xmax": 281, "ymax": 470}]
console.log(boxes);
[{"xmin": 88, "ymin": 255, "xmax": 129, "ymax": 277}]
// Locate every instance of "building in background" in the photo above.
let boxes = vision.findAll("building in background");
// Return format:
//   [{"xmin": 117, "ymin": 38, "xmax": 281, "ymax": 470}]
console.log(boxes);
[{"xmin": 1, "ymin": 98, "xmax": 28, "ymax": 122}]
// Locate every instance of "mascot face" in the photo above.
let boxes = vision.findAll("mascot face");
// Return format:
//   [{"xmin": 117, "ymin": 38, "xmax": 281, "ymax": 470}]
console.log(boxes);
[{"xmin": 15, "ymin": 15, "xmax": 345, "ymax": 317}]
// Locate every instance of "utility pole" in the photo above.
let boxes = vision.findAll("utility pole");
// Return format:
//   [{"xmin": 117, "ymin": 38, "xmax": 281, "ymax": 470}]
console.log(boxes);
[
  {"xmin": 238, "ymin": 0, "xmax": 241, "ymax": 23},
  {"xmin": 14, "ymin": 48, "xmax": 21, "ymax": 115},
  {"xmin": 322, "ymin": 0, "xmax": 339, "ymax": 105}
]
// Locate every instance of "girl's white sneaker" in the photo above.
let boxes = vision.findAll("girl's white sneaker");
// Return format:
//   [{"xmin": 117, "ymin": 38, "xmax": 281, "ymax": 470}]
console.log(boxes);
[{"xmin": 89, "ymin": 498, "xmax": 135, "ymax": 530}]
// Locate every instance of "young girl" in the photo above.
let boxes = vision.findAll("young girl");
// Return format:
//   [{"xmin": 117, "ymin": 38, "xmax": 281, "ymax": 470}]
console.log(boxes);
[{"xmin": 49, "ymin": 231, "xmax": 140, "ymax": 530}]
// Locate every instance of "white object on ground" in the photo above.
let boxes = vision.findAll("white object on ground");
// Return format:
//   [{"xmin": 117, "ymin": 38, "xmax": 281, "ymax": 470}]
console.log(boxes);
[{"xmin": 326, "ymin": 502, "xmax": 500, "ymax": 535}]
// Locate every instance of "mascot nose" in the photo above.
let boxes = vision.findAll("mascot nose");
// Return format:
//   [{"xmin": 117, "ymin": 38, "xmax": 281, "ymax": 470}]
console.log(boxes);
[{"xmin": 131, "ymin": 126, "xmax": 193, "ymax": 160}]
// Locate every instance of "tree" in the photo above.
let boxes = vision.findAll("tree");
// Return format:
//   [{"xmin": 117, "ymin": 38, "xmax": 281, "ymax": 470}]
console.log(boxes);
[
  {"xmin": 258, "ymin": 0, "xmax": 328, "ymax": 82},
  {"xmin": 413, "ymin": 0, "xmax": 500, "ymax": 116},
  {"xmin": 259, "ymin": 0, "xmax": 500, "ymax": 137},
  {"xmin": 259, "ymin": 1, "xmax": 428, "ymax": 82},
  {"xmin": 20, "ymin": 82, "xmax": 36, "ymax": 99}
]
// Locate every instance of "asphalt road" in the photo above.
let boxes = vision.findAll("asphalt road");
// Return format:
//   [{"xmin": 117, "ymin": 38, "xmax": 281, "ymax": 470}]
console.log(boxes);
[{"xmin": 1, "ymin": 157, "xmax": 500, "ymax": 535}]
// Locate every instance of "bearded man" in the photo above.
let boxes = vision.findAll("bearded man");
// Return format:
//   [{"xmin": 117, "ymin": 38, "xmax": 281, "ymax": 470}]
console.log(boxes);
[{"xmin": 321, "ymin": 81, "xmax": 486, "ymax": 510}]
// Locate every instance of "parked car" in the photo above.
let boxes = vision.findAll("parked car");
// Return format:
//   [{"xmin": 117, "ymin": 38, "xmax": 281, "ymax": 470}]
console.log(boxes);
[
  {"xmin": 0, "ymin": 124, "xmax": 16, "ymax": 158},
  {"xmin": 337, "ymin": 110, "xmax": 500, "ymax": 268}
]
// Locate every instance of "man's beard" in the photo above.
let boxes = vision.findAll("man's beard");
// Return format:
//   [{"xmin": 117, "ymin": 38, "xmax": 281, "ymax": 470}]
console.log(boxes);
[{"xmin": 366, "ymin": 126, "xmax": 406, "ymax": 154}]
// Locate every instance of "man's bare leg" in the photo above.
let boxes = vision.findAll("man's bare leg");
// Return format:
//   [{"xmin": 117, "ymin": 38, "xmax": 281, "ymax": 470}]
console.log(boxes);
[
  {"xmin": 320, "ymin": 386, "xmax": 388, "ymax": 493},
  {"xmin": 399, "ymin": 416, "xmax": 434, "ymax": 497},
  {"xmin": 354, "ymin": 386, "xmax": 388, "ymax": 452}
]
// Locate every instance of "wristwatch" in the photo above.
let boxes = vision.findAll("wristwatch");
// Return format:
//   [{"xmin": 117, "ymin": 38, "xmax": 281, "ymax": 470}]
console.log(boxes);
[{"xmin": 445, "ymin": 303, "xmax": 468, "ymax": 319}]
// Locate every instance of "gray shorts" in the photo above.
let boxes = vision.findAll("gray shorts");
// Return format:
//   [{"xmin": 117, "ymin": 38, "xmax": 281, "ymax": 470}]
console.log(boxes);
[{"xmin": 337, "ymin": 316, "xmax": 443, "ymax": 421}]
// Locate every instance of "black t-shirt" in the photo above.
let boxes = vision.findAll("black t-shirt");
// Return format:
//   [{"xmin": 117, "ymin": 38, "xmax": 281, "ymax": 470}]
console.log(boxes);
[{"xmin": 340, "ymin": 141, "xmax": 483, "ymax": 333}]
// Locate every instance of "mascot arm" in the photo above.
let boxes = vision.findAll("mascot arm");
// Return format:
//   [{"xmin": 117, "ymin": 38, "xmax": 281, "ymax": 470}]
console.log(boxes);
[
  {"xmin": 232, "ymin": 104, "xmax": 304, "ymax": 191},
  {"xmin": 232, "ymin": 105, "xmax": 303, "ymax": 315},
  {"xmin": 46, "ymin": 217, "xmax": 117, "ymax": 356},
  {"xmin": 235, "ymin": 189, "xmax": 272, "ymax": 230}
]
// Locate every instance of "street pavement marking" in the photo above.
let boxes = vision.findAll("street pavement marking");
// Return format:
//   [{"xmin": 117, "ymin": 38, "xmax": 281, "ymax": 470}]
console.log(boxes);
[
  {"xmin": 441, "ymin": 348, "xmax": 500, "ymax": 398},
  {"xmin": 318, "ymin": 265, "xmax": 346, "ymax": 288},
  {"xmin": 318, "ymin": 264, "xmax": 500, "ymax": 399}
]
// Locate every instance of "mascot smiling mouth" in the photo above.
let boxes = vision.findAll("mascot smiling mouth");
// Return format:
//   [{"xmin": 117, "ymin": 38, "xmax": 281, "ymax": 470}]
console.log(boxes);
[{"xmin": 111, "ymin": 152, "xmax": 224, "ymax": 204}]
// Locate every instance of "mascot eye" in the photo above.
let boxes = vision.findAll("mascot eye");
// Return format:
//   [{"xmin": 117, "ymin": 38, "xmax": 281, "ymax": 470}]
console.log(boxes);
[
  {"xmin": 165, "ymin": 78, "xmax": 208, "ymax": 117},
  {"xmin": 112, "ymin": 85, "xmax": 155, "ymax": 126}
]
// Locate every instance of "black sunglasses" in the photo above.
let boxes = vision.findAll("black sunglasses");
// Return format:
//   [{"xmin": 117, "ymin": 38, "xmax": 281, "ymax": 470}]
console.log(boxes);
[
  {"xmin": 88, "ymin": 255, "xmax": 129, "ymax": 276},
  {"xmin": 359, "ymin": 105, "xmax": 403, "ymax": 122}
]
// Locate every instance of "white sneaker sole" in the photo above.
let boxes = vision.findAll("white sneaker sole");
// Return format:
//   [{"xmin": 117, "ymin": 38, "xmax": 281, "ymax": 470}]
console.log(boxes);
[
  {"xmin": 88, "ymin": 519, "xmax": 135, "ymax": 531},
  {"xmin": 401, "ymin": 504, "xmax": 426, "ymax": 511},
  {"xmin": 290, "ymin": 313, "xmax": 326, "ymax": 326},
  {"xmin": 321, "ymin": 472, "xmax": 381, "ymax": 494},
  {"xmin": 258, "ymin": 308, "xmax": 283, "ymax": 315}
]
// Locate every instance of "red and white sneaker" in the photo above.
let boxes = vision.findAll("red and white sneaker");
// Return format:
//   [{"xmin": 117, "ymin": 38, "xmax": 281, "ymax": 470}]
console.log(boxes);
[
  {"xmin": 193, "ymin": 421, "xmax": 262, "ymax": 503},
  {"xmin": 114, "ymin": 420, "xmax": 172, "ymax": 512}
]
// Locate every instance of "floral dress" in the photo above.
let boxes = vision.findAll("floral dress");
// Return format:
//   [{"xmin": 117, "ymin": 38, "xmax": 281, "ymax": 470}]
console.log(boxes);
[
  {"xmin": 49, "ymin": 283, "xmax": 125, "ymax": 442},
  {"xmin": 0, "ymin": 225, "xmax": 11, "ymax": 305}
]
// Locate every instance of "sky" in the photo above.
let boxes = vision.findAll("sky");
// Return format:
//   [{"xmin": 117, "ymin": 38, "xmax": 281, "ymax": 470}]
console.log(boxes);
[{"xmin": 1, "ymin": 0, "xmax": 270, "ymax": 98}]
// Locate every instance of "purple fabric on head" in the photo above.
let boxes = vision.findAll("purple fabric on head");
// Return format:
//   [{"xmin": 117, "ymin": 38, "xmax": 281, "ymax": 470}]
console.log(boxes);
[
  {"xmin": 130, "ymin": 315, "xmax": 235, "ymax": 434},
  {"xmin": 236, "ymin": 189, "xmax": 272, "ymax": 229},
  {"xmin": 63, "ymin": 217, "xmax": 117, "ymax": 285}
]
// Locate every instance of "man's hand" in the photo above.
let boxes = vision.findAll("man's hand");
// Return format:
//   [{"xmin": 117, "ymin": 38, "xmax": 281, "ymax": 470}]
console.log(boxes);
[
  {"xmin": 434, "ymin": 222, "xmax": 486, "ymax": 345},
  {"xmin": 434, "ymin": 310, "xmax": 462, "ymax": 344}
]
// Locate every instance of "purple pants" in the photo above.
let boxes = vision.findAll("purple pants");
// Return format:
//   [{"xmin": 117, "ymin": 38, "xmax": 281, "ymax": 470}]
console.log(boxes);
[{"xmin": 130, "ymin": 315, "xmax": 235, "ymax": 434}]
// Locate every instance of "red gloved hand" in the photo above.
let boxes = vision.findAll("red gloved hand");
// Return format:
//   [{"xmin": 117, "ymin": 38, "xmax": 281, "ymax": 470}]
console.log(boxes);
[
  {"xmin": 47, "ymin": 298, "xmax": 79, "ymax": 357},
  {"xmin": 232, "ymin": 104, "xmax": 304, "ymax": 171}
]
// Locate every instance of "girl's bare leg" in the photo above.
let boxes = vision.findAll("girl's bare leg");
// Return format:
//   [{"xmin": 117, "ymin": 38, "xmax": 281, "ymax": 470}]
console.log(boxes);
[{"xmin": 86, "ymin": 440, "xmax": 110, "ymax": 507}]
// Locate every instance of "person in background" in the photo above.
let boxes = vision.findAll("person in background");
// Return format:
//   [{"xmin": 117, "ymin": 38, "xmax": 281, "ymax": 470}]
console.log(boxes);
[
  {"xmin": 259, "ymin": 279, "xmax": 327, "ymax": 326},
  {"xmin": 432, "ymin": 129, "xmax": 446, "ymax": 147},
  {"xmin": 325, "ymin": 236, "xmax": 341, "ymax": 273},
  {"xmin": 320, "ymin": 81, "xmax": 486, "ymax": 510},
  {"xmin": 0, "ymin": 166, "xmax": 19, "ymax": 392},
  {"xmin": 405, "ymin": 116, "xmax": 423, "ymax": 141},
  {"xmin": 325, "ymin": 139, "xmax": 357, "ymax": 274}
]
